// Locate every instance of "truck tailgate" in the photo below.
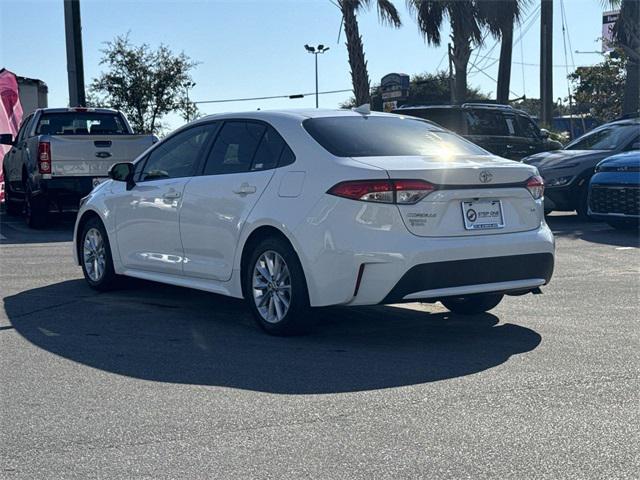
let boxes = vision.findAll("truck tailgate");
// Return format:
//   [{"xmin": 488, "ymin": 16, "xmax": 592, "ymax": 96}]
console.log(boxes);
[{"xmin": 49, "ymin": 135, "xmax": 153, "ymax": 177}]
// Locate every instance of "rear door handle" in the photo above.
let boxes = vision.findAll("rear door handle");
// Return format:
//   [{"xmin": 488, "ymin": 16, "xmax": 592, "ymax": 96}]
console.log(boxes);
[
  {"xmin": 163, "ymin": 191, "xmax": 181, "ymax": 199},
  {"xmin": 233, "ymin": 183, "xmax": 257, "ymax": 195}
]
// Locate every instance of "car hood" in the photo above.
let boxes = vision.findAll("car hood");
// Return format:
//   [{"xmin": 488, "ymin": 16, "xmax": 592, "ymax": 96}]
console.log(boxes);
[
  {"xmin": 597, "ymin": 151, "xmax": 640, "ymax": 169},
  {"xmin": 523, "ymin": 149, "xmax": 612, "ymax": 173}
]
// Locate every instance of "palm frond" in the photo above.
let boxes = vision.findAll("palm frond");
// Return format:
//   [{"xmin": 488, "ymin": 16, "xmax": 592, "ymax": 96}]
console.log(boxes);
[{"xmin": 376, "ymin": 0, "xmax": 402, "ymax": 27}]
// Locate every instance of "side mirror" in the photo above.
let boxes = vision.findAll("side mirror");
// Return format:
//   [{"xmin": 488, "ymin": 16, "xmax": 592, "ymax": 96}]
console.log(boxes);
[
  {"xmin": 108, "ymin": 162, "xmax": 135, "ymax": 189},
  {"xmin": 539, "ymin": 128, "xmax": 550, "ymax": 139},
  {"xmin": 0, "ymin": 133, "xmax": 14, "ymax": 145},
  {"xmin": 630, "ymin": 142, "xmax": 640, "ymax": 151}
]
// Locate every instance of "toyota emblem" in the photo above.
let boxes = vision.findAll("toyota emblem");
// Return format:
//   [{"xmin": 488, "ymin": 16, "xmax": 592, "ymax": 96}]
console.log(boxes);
[{"xmin": 479, "ymin": 170, "xmax": 493, "ymax": 183}]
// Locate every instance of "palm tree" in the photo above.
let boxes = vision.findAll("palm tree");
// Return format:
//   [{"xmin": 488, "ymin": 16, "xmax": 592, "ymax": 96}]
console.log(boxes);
[
  {"xmin": 407, "ymin": 0, "xmax": 484, "ymax": 103},
  {"xmin": 337, "ymin": 0, "xmax": 402, "ymax": 105},
  {"xmin": 613, "ymin": 0, "xmax": 639, "ymax": 114},
  {"xmin": 478, "ymin": 0, "xmax": 528, "ymax": 104}
]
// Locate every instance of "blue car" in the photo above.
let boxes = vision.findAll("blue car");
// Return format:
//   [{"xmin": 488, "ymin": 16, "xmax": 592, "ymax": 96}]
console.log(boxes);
[{"xmin": 588, "ymin": 151, "xmax": 640, "ymax": 230}]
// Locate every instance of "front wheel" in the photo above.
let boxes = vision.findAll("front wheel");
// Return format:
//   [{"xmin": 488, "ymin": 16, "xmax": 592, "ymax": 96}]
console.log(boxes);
[
  {"xmin": 441, "ymin": 293, "xmax": 504, "ymax": 315},
  {"xmin": 244, "ymin": 236, "xmax": 312, "ymax": 335},
  {"xmin": 80, "ymin": 217, "xmax": 118, "ymax": 290}
]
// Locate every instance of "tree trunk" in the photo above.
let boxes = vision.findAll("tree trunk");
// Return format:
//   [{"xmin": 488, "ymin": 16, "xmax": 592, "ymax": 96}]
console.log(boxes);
[
  {"xmin": 342, "ymin": 4, "xmax": 371, "ymax": 106},
  {"xmin": 623, "ymin": 57, "xmax": 640, "ymax": 115},
  {"xmin": 452, "ymin": 34, "xmax": 472, "ymax": 104},
  {"xmin": 497, "ymin": 21, "xmax": 514, "ymax": 104},
  {"xmin": 620, "ymin": 0, "xmax": 640, "ymax": 115}
]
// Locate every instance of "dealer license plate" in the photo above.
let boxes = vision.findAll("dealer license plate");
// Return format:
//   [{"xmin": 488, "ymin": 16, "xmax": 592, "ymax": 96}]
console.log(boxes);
[{"xmin": 461, "ymin": 200, "xmax": 504, "ymax": 230}]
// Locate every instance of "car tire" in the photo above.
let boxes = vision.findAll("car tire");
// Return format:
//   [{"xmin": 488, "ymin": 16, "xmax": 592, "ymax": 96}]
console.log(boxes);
[
  {"xmin": 441, "ymin": 293, "xmax": 504, "ymax": 315},
  {"xmin": 576, "ymin": 184, "xmax": 590, "ymax": 219},
  {"xmin": 3, "ymin": 176, "xmax": 22, "ymax": 216},
  {"xmin": 24, "ymin": 185, "xmax": 47, "ymax": 229},
  {"xmin": 80, "ymin": 217, "xmax": 118, "ymax": 291},
  {"xmin": 607, "ymin": 218, "xmax": 639, "ymax": 230},
  {"xmin": 244, "ymin": 236, "xmax": 313, "ymax": 336}
]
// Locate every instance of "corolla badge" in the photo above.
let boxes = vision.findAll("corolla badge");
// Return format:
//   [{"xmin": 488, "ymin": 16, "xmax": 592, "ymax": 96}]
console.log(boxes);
[{"xmin": 479, "ymin": 170, "xmax": 493, "ymax": 183}]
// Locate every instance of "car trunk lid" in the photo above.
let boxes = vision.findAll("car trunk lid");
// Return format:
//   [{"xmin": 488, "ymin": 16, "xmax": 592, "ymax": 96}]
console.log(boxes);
[{"xmin": 353, "ymin": 155, "xmax": 542, "ymax": 237}]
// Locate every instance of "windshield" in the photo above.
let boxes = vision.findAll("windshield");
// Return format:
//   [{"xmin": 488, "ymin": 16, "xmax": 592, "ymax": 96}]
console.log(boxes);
[
  {"xmin": 565, "ymin": 124, "xmax": 637, "ymax": 151},
  {"xmin": 36, "ymin": 112, "xmax": 128, "ymax": 135},
  {"xmin": 303, "ymin": 116, "xmax": 488, "ymax": 157}
]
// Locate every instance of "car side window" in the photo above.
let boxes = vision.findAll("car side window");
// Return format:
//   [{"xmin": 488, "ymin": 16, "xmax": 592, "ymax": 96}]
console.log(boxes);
[
  {"xmin": 141, "ymin": 124, "xmax": 213, "ymax": 181},
  {"xmin": 279, "ymin": 145, "xmax": 296, "ymax": 167},
  {"xmin": 625, "ymin": 135, "xmax": 639, "ymax": 151},
  {"xmin": 251, "ymin": 126, "xmax": 286, "ymax": 171},
  {"xmin": 203, "ymin": 121, "xmax": 266, "ymax": 175},
  {"xmin": 466, "ymin": 110, "xmax": 508, "ymax": 136},
  {"xmin": 517, "ymin": 115, "xmax": 540, "ymax": 140}
]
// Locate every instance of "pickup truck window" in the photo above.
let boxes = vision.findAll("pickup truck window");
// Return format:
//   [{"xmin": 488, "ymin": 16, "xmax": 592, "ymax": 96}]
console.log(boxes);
[
  {"xmin": 16, "ymin": 114, "xmax": 33, "ymax": 142},
  {"xmin": 35, "ymin": 112, "xmax": 128, "ymax": 135}
]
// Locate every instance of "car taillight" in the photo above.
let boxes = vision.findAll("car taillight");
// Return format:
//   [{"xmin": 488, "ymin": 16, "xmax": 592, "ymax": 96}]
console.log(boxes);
[
  {"xmin": 38, "ymin": 142, "xmax": 52, "ymax": 174},
  {"xmin": 328, "ymin": 179, "xmax": 436, "ymax": 205},
  {"xmin": 526, "ymin": 175, "xmax": 544, "ymax": 200}
]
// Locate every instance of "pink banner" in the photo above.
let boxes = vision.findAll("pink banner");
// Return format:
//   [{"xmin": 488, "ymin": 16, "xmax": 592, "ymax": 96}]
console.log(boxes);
[{"xmin": 0, "ymin": 69, "xmax": 24, "ymax": 203}]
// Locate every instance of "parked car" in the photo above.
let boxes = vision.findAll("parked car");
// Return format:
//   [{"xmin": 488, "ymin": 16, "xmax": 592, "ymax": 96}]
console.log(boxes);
[
  {"xmin": 588, "ymin": 151, "xmax": 640, "ymax": 230},
  {"xmin": 0, "ymin": 107, "xmax": 156, "ymax": 227},
  {"xmin": 392, "ymin": 103, "xmax": 563, "ymax": 160},
  {"xmin": 523, "ymin": 117, "xmax": 640, "ymax": 217},
  {"xmin": 73, "ymin": 109, "xmax": 555, "ymax": 335}
]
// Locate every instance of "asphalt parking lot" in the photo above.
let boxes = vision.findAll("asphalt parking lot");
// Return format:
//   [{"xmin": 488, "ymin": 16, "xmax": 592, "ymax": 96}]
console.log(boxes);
[{"xmin": 1, "ymin": 211, "xmax": 638, "ymax": 479}]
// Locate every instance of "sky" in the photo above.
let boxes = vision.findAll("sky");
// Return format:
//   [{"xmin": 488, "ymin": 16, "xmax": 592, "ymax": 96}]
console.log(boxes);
[{"xmin": 1, "ymin": 0, "xmax": 609, "ymax": 130}]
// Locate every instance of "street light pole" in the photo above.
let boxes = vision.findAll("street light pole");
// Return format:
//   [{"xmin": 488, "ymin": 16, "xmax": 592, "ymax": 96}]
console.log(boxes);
[{"xmin": 304, "ymin": 44, "xmax": 329, "ymax": 108}]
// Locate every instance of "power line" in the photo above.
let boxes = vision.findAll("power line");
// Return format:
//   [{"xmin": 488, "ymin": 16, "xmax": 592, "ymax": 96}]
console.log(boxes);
[{"xmin": 194, "ymin": 88, "xmax": 352, "ymax": 105}]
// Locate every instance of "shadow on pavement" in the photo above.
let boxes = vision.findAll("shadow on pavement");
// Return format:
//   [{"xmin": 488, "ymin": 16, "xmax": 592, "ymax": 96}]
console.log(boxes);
[
  {"xmin": 546, "ymin": 214, "xmax": 640, "ymax": 248},
  {"xmin": 4, "ymin": 279, "xmax": 542, "ymax": 394},
  {"xmin": 0, "ymin": 212, "xmax": 76, "ymax": 244}
]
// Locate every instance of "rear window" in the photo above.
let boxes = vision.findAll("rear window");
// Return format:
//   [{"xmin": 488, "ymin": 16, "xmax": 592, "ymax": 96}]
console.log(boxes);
[
  {"xmin": 399, "ymin": 108, "xmax": 464, "ymax": 132},
  {"xmin": 303, "ymin": 116, "xmax": 487, "ymax": 157},
  {"xmin": 36, "ymin": 112, "xmax": 127, "ymax": 135}
]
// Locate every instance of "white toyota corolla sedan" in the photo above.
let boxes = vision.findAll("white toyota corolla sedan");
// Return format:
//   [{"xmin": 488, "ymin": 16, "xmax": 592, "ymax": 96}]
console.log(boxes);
[{"xmin": 73, "ymin": 108, "xmax": 555, "ymax": 335}]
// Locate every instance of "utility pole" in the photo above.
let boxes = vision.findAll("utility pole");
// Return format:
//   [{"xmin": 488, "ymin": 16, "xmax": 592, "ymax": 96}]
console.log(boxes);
[
  {"xmin": 64, "ymin": 0, "xmax": 86, "ymax": 107},
  {"xmin": 304, "ymin": 44, "xmax": 329, "ymax": 108},
  {"xmin": 540, "ymin": 0, "xmax": 553, "ymax": 127}
]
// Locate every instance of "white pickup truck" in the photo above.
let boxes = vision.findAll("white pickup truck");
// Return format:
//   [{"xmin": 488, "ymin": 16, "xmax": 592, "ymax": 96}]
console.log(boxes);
[{"xmin": 0, "ymin": 107, "xmax": 156, "ymax": 227}]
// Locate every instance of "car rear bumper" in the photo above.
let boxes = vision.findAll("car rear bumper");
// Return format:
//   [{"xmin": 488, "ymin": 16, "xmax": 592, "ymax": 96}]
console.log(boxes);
[
  {"xmin": 35, "ymin": 177, "xmax": 103, "ymax": 212},
  {"xmin": 295, "ymin": 196, "xmax": 555, "ymax": 307},
  {"xmin": 381, "ymin": 253, "xmax": 554, "ymax": 303}
]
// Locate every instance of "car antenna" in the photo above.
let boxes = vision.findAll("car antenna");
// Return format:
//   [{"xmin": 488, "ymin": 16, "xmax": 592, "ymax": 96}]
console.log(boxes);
[{"xmin": 352, "ymin": 103, "xmax": 370, "ymax": 115}]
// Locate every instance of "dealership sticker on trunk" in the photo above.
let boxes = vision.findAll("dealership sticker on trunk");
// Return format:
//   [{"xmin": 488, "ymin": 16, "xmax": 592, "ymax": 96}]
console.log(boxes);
[{"xmin": 461, "ymin": 200, "xmax": 504, "ymax": 230}]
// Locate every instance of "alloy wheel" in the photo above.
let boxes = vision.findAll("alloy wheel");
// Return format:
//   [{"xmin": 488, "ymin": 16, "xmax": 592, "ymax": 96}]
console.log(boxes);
[
  {"xmin": 252, "ymin": 250, "xmax": 292, "ymax": 323},
  {"xmin": 83, "ymin": 227, "xmax": 107, "ymax": 282}
]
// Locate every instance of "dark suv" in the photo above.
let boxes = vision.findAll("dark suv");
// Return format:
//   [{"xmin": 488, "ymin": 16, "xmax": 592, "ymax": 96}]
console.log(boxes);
[{"xmin": 392, "ymin": 103, "xmax": 563, "ymax": 160}]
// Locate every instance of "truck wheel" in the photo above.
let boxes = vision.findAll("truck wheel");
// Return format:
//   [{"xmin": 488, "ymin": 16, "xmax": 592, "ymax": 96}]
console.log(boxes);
[
  {"xmin": 24, "ymin": 186, "xmax": 47, "ymax": 229},
  {"xmin": 441, "ymin": 293, "xmax": 504, "ymax": 315},
  {"xmin": 3, "ymin": 178, "xmax": 22, "ymax": 216}
]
